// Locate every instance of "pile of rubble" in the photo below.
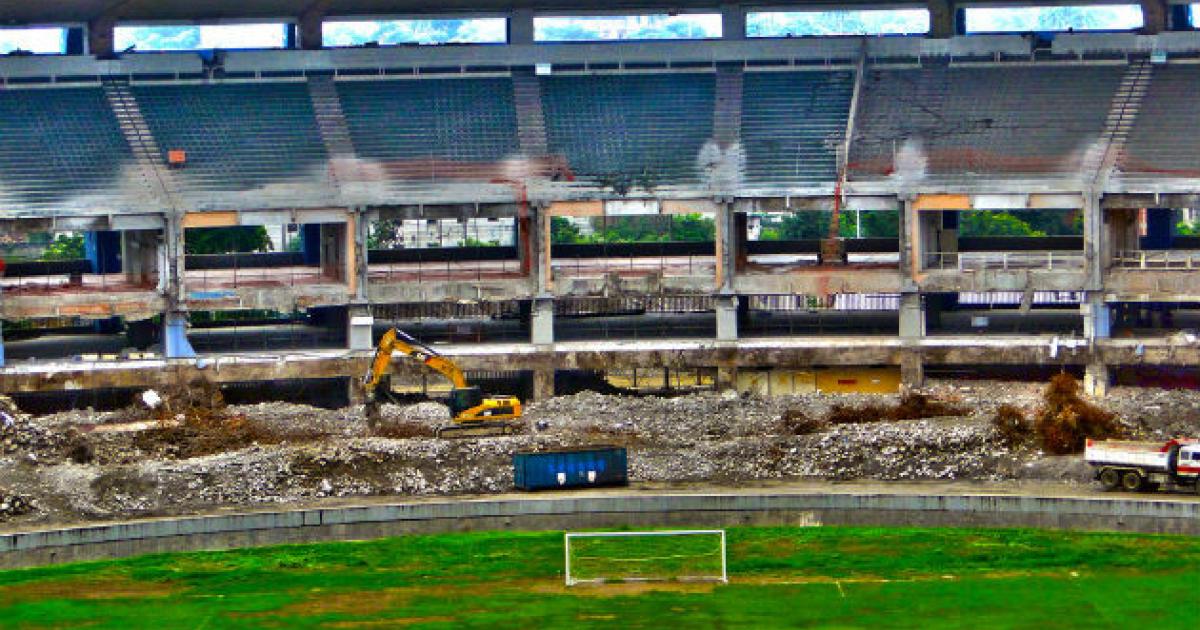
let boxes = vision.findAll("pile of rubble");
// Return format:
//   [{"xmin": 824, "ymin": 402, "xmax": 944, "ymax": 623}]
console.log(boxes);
[{"xmin": 0, "ymin": 379, "xmax": 1196, "ymax": 525}]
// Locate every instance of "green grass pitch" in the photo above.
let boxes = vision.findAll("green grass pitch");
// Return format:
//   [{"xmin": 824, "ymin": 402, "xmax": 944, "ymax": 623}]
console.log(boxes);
[{"xmin": 0, "ymin": 526, "xmax": 1196, "ymax": 628}]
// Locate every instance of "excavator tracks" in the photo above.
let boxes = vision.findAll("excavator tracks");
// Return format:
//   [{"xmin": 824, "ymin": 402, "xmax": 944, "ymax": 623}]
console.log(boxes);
[{"xmin": 436, "ymin": 421, "xmax": 521, "ymax": 439}]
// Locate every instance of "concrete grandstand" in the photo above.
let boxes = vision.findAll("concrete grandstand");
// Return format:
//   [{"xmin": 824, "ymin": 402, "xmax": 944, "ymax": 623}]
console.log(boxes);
[{"xmin": 2, "ymin": 0, "xmax": 1200, "ymax": 405}]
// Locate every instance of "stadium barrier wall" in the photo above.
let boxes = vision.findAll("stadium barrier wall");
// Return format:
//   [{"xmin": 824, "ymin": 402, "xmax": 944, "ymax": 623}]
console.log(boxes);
[{"xmin": 1, "ymin": 491, "xmax": 1198, "ymax": 568}]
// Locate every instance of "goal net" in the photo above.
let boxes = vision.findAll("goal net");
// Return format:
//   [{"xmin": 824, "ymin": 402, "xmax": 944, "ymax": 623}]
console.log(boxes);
[{"xmin": 564, "ymin": 530, "xmax": 728, "ymax": 586}]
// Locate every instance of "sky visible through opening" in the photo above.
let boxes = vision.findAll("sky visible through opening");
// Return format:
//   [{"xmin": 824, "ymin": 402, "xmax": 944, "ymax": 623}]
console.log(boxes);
[{"xmin": 0, "ymin": 6, "xmax": 1182, "ymax": 53}]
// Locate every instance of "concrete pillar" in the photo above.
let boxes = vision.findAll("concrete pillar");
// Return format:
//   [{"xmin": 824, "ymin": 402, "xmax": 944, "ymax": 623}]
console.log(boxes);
[
  {"xmin": 1140, "ymin": 0, "xmax": 1169, "ymax": 34},
  {"xmin": 163, "ymin": 311, "xmax": 196, "ymax": 359},
  {"xmin": 531, "ymin": 297, "xmax": 554, "ymax": 345},
  {"xmin": 899, "ymin": 293, "xmax": 925, "ymax": 339},
  {"xmin": 531, "ymin": 368, "xmax": 555, "ymax": 401},
  {"xmin": 122, "ymin": 230, "xmax": 159, "ymax": 285},
  {"xmin": 898, "ymin": 196, "xmax": 918, "ymax": 289},
  {"xmin": 1084, "ymin": 363, "xmax": 1110, "ymax": 397},
  {"xmin": 88, "ymin": 15, "xmax": 116, "ymax": 58},
  {"xmin": 900, "ymin": 351, "xmax": 924, "ymax": 391},
  {"xmin": 716, "ymin": 365, "xmax": 737, "ymax": 391},
  {"xmin": 352, "ymin": 210, "xmax": 369, "ymax": 300},
  {"xmin": 927, "ymin": 0, "xmax": 958, "ymax": 39},
  {"xmin": 721, "ymin": 4, "xmax": 746, "ymax": 40},
  {"xmin": 899, "ymin": 292, "xmax": 924, "ymax": 391},
  {"xmin": 716, "ymin": 294, "xmax": 739, "ymax": 341},
  {"xmin": 534, "ymin": 207, "xmax": 552, "ymax": 294},
  {"xmin": 714, "ymin": 202, "xmax": 736, "ymax": 291},
  {"xmin": 1082, "ymin": 293, "xmax": 1111, "ymax": 341},
  {"xmin": 1083, "ymin": 193, "xmax": 1103, "ymax": 292},
  {"xmin": 298, "ymin": 4, "xmax": 326, "ymax": 50},
  {"xmin": 0, "ymin": 321, "xmax": 6, "ymax": 368},
  {"xmin": 347, "ymin": 303, "xmax": 374, "ymax": 352},
  {"xmin": 510, "ymin": 8, "xmax": 536, "ymax": 45}
]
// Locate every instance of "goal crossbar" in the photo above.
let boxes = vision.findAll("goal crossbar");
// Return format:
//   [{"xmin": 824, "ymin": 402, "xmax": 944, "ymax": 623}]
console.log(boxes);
[{"xmin": 564, "ymin": 529, "xmax": 728, "ymax": 586}]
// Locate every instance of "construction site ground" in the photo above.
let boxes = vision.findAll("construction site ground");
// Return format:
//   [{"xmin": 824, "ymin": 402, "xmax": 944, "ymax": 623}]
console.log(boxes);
[{"xmin": 1, "ymin": 379, "xmax": 1199, "ymax": 528}]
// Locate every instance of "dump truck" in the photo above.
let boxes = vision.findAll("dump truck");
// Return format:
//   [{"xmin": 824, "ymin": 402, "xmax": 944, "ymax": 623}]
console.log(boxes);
[{"xmin": 1084, "ymin": 438, "xmax": 1200, "ymax": 493}]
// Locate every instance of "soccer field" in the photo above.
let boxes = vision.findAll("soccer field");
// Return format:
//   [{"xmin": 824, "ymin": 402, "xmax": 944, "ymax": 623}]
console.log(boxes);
[{"xmin": 0, "ymin": 526, "xmax": 1196, "ymax": 628}]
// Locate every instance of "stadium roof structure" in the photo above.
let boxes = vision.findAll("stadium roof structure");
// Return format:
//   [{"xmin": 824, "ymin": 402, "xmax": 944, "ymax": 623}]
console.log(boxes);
[{"xmin": 0, "ymin": 0, "xmax": 1154, "ymax": 25}]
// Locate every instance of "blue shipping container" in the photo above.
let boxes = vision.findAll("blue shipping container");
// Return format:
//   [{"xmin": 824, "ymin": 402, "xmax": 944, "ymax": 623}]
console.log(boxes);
[{"xmin": 513, "ymin": 447, "xmax": 628, "ymax": 491}]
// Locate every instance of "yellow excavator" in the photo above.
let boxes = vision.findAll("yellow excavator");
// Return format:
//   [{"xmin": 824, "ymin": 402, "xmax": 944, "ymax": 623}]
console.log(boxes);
[{"xmin": 362, "ymin": 328, "xmax": 523, "ymax": 438}]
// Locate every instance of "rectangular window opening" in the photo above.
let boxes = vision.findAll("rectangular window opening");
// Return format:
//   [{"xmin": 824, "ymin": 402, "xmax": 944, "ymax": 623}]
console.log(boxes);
[
  {"xmin": 323, "ymin": 18, "xmax": 507, "ymax": 46},
  {"xmin": 0, "ymin": 28, "xmax": 67, "ymax": 55},
  {"xmin": 964, "ymin": 5, "xmax": 1143, "ymax": 33},
  {"xmin": 534, "ymin": 14, "xmax": 722, "ymax": 42},
  {"xmin": 114, "ymin": 23, "xmax": 287, "ymax": 52},
  {"xmin": 746, "ymin": 10, "xmax": 930, "ymax": 37}
]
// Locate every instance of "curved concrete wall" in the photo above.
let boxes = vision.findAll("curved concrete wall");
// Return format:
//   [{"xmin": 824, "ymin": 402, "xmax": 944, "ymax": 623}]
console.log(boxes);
[{"xmin": 2, "ymin": 491, "xmax": 1198, "ymax": 569}]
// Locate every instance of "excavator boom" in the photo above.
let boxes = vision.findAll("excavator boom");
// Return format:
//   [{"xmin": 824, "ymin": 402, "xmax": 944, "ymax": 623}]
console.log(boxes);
[{"xmin": 362, "ymin": 328, "xmax": 522, "ymax": 438}]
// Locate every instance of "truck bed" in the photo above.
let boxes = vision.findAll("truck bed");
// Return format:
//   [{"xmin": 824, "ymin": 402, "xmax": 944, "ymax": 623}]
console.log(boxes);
[{"xmin": 1084, "ymin": 440, "xmax": 1171, "ymax": 471}]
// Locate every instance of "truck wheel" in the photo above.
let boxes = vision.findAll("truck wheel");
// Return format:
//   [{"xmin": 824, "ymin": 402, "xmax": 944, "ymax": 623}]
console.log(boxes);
[
  {"xmin": 1121, "ymin": 470, "xmax": 1143, "ymax": 492},
  {"xmin": 1099, "ymin": 468, "xmax": 1120, "ymax": 490}
]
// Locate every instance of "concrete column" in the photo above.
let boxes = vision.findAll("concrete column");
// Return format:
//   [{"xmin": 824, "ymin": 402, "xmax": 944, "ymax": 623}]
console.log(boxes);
[
  {"xmin": 88, "ymin": 15, "xmax": 116, "ymax": 58},
  {"xmin": 721, "ymin": 4, "xmax": 746, "ymax": 40},
  {"xmin": 510, "ymin": 8, "xmax": 536, "ymax": 45},
  {"xmin": 531, "ymin": 297, "xmax": 554, "ymax": 345},
  {"xmin": 716, "ymin": 295, "xmax": 739, "ymax": 341},
  {"xmin": 899, "ymin": 292, "xmax": 924, "ymax": 391},
  {"xmin": 1084, "ymin": 363, "xmax": 1110, "ymax": 397},
  {"xmin": 1140, "ymin": 0, "xmax": 1169, "ymax": 34},
  {"xmin": 163, "ymin": 311, "xmax": 196, "ymax": 359},
  {"xmin": 898, "ymin": 197, "xmax": 918, "ymax": 289},
  {"xmin": 534, "ymin": 207, "xmax": 552, "ymax": 294},
  {"xmin": 1083, "ymin": 193, "xmax": 1103, "ymax": 292},
  {"xmin": 0, "ymin": 321, "xmax": 6, "ymax": 368},
  {"xmin": 122, "ymin": 230, "xmax": 159, "ymax": 285},
  {"xmin": 714, "ymin": 202, "xmax": 736, "ymax": 291},
  {"xmin": 1082, "ymin": 293, "xmax": 1110, "ymax": 397},
  {"xmin": 1082, "ymin": 293, "xmax": 1111, "ymax": 341},
  {"xmin": 298, "ymin": 4, "xmax": 326, "ymax": 50},
  {"xmin": 899, "ymin": 293, "xmax": 925, "ymax": 339},
  {"xmin": 347, "ymin": 303, "xmax": 374, "ymax": 352},
  {"xmin": 900, "ymin": 351, "xmax": 924, "ymax": 391},
  {"xmin": 531, "ymin": 368, "xmax": 554, "ymax": 401},
  {"xmin": 352, "ymin": 210, "xmax": 369, "ymax": 300},
  {"xmin": 716, "ymin": 365, "xmax": 737, "ymax": 391},
  {"xmin": 927, "ymin": 0, "xmax": 958, "ymax": 39}
]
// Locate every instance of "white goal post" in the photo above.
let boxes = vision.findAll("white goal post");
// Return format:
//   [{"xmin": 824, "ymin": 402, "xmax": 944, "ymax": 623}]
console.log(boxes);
[{"xmin": 564, "ymin": 529, "xmax": 728, "ymax": 586}]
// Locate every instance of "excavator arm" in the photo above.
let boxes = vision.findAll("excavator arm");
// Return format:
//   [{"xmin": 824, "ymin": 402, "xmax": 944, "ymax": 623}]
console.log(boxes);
[
  {"xmin": 362, "ymin": 328, "xmax": 522, "ymax": 437},
  {"xmin": 363, "ymin": 329, "xmax": 468, "ymax": 400}
]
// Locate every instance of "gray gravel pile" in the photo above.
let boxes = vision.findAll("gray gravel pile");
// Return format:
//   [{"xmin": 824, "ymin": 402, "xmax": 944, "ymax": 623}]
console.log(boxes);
[{"xmin": 0, "ymin": 396, "xmax": 64, "ymax": 461}]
